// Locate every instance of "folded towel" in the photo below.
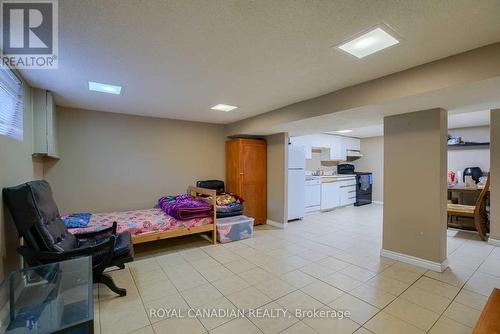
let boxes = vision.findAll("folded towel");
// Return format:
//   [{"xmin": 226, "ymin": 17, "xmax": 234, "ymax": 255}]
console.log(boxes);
[
  {"xmin": 158, "ymin": 194, "xmax": 213, "ymax": 220},
  {"xmin": 62, "ymin": 212, "xmax": 92, "ymax": 228}
]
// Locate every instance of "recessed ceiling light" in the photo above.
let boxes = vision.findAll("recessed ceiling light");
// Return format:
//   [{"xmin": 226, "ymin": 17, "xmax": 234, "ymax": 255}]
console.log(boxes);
[
  {"xmin": 88, "ymin": 81, "xmax": 122, "ymax": 95},
  {"xmin": 337, "ymin": 26, "xmax": 399, "ymax": 59},
  {"xmin": 337, "ymin": 129, "xmax": 353, "ymax": 134},
  {"xmin": 211, "ymin": 104, "xmax": 238, "ymax": 112}
]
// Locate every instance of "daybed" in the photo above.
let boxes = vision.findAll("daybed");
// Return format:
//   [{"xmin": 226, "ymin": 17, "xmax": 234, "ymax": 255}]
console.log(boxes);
[{"xmin": 70, "ymin": 186, "xmax": 217, "ymax": 245}]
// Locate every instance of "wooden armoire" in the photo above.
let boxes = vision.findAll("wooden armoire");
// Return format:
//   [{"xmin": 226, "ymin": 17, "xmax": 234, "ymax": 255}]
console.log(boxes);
[{"xmin": 226, "ymin": 139, "xmax": 267, "ymax": 225}]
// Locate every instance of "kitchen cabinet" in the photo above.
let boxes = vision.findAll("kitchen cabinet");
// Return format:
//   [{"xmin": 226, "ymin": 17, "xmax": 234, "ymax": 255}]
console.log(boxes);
[
  {"xmin": 338, "ymin": 179, "xmax": 357, "ymax": 206},
  {"xmin": 319, "ymin": 135, "xmax": 346, "ymax": 161},
  {"xmin": 291, "ymin": 134, "xmax": 360, "ymax": 161},
  {"xmin": 226, "ymin": 138, "xmax": 267, "ymax": 225},
  {"xmin": 329, "ymin": 135, "xmax": 347, "ymax": 161},
  {"xmin": 343, "ymin": 137, "xmax": 361, "ymax": 151},
  {"xmin": 320, "ymin": 179, "xmax": 340, "ymax": 210},
  {"xmin": 291, "ymin": 134, "xmax": 324, "ymax": 159},
  {"xmin": 320, "ymin": 177, "xmax": 356, "ymax": 211}
]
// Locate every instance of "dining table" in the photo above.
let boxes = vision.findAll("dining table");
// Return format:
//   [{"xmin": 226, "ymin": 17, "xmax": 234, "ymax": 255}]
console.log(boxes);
[{"xmin": 447, "ymin": 184, "xmax": 489, "ymax": 200}]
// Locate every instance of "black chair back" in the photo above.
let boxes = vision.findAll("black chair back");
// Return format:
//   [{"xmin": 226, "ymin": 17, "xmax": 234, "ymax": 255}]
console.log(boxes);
[
  {"xmin": 3, "ymin": 180, "xmax": 77, "ymax": 252},
  {"xmin": 196, "ymin": 180, "xmax": 225, "ymax": 194}
]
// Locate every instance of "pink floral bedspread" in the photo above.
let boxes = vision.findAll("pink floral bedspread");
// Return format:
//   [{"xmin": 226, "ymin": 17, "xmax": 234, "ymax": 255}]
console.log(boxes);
[{"xmin": 68, "ymin": 208, "xmax": 213, "ymax": 236}]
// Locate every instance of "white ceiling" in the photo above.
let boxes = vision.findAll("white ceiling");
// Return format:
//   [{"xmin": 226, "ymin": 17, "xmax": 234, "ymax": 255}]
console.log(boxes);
[
  {"xmin": 323, "ymin": 110, "xmax": 491, "ymax": 138},
  {"xmin": 326, "ymin": 125, "xmax": 385, "ymax": 138},
  {"xmin": 19, "ymin": 0, "xmax": 500, "ymax": 124},
  {"xmin": 448, "ymin": 110, "xmax": 491, "ymax": 129},
  {"xmin": 279, "ymin": 76, "xmax": 500, "ymax": 138}
]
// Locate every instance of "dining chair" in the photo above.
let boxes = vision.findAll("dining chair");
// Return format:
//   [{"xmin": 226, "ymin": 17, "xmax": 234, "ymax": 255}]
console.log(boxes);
[{"xmin": 447, "ymin": 172, "xmax": 490, "ymax": 241}]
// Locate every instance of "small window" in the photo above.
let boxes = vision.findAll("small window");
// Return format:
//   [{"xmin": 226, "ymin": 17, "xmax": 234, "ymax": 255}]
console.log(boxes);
[{"xmin": 0, "ymin": 66, "xmax": 23, "ymax": 141}]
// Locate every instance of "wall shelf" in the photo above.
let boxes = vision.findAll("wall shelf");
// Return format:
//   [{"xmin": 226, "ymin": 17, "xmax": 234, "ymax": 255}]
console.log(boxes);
[{"xmin": 448, "ymin": 142, "xmax": 490, "ymax": 150}]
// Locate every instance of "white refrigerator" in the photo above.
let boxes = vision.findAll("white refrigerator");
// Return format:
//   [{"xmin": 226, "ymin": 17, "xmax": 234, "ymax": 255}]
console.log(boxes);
[{"xmin": 288, "ymin": 144, "xmax": 306, "ymax": 221}]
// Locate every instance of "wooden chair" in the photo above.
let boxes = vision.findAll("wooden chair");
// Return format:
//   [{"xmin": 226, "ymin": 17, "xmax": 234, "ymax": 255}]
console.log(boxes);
[{"xmin": 447, "ymin": 173, "xmax": 490, "ymax": 240}]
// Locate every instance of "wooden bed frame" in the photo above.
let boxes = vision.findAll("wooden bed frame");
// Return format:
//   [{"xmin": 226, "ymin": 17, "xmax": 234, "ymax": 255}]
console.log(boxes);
[{"xmin": 132, "ymin": 186, "xmax": 217, "ymax": 245}]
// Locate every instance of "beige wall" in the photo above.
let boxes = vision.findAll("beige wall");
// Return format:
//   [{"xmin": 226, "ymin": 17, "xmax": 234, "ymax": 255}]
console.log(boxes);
[
  {"xmin": 0, "ymin": 84, "xmax": 44, "ymax": 280},
  {"xmin": 383, "ymin": 109, "xmax": 447, "ymax": 264},
  {"xmin": 448, "ymin": 126, "xmax": 490, "ymax": 173},
  {"xmin": 305, "ymin": 151, "xmax": 322, "ymax": 172},
  {"xmin": 266, "ymin": 133, "xmax": 288, "ymax": 224},
  {"xmin": 490, "ymin": 109, "xmax": 500, "ymax": 240},
  {"xmin": 353, "ymin": 136, "xmax": 384, "ymax": 203},
  {"xmin": 350, "ymin": 127, "xmax": 489, "ymax": 205},
  {"xmin": 305, "ymin": 150, "xmax": 338, "ymax": 174},
  {"xmin": 44, "ymin": 107, "xmax": 226, "ymax": 213},
  {"xmin": 226, "ymin": 43, "xmax": 500, "ymax": 136}
]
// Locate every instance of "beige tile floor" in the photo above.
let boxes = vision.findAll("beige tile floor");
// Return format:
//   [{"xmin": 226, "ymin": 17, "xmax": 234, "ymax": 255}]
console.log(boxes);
[{"xmin": 93, "ymin": 205, "xmax": 500, "ymax": 334}]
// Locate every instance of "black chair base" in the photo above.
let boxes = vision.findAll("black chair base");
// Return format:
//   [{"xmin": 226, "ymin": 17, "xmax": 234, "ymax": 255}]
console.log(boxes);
[{"xmin": 96, "ymin": 273, "xmax": 127, "ymax": 297}]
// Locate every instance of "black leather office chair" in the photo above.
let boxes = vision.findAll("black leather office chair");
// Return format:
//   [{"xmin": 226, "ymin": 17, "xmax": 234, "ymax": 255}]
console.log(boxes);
[{"xmin": 2, "ymin": 180, "xmax": 134, "ymax": 296}]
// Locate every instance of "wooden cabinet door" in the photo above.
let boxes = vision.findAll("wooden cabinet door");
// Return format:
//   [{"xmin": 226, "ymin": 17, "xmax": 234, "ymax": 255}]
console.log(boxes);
[
  {"xmin": 226, "ymin": 140, "xmax": 242, "ymax": 196},
  {"xmin": 241, "ymin": 140, "xmax": 267, "ymax": 225}
]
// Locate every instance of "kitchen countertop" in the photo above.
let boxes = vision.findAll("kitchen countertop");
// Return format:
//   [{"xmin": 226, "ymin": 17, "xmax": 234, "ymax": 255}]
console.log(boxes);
[{"xmin": 318, "ymin": 175, "xmax": 356, "ymax": 178}]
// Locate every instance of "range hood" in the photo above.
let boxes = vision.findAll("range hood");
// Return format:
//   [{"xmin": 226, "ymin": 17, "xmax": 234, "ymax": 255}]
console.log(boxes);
[
  {"xmin": 347, "ymin": 150, "xmax": 363, "ymax": 157},
  {"xmin": 346, "ymin": 149, "xmax": 363, "ymax": 162}
]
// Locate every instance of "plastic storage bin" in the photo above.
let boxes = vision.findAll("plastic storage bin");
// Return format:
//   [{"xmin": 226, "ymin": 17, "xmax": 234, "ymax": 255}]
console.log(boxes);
[{"xmin": 216, "ymin": 215, "xmax": 254, "ymax": 243}]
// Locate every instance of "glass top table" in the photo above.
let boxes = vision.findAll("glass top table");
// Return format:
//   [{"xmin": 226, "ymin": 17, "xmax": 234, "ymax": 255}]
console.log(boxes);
[{"xmin": 0, "ymin": 257, "xmax": 93, "ymax": 334}]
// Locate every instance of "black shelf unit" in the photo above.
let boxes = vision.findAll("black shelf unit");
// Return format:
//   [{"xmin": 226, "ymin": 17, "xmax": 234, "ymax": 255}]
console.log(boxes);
[{"xmin": 447, "ymin": 142, "xmax": 490, "ymax": 150}]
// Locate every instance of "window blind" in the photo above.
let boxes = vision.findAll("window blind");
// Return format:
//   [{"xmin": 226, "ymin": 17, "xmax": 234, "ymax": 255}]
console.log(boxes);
[{"xmin": 0, "ymin": 66, "xmax": 23, "ymax": 141}]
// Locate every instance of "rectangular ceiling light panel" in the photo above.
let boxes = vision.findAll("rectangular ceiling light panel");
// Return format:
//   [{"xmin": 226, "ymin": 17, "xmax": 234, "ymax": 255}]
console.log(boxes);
[
  {"xmin": 337, "ymin": 27, "xmax": 399, "ymax": 58},
  {"xmin": 88, "ymin": 81, "xmax": 122, "ymax": 95},
  {"xmin": 211, "ymin": 104, "xmax": 238, "ymax": 112}
]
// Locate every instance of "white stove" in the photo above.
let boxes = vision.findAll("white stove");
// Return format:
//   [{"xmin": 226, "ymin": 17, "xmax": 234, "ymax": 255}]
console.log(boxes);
[{"xmin": 306, "ymin": 175, "xmax": 321, "ymax": 184}]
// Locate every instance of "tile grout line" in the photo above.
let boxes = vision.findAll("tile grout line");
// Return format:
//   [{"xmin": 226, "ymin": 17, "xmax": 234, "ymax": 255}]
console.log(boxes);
[
  {"xmin": 116, "ymin": 206, "xmax": 498, "ymax": 334},
  {"xmin": 201, "ymin": 223, "xmax": 395, "ymax": 332},
  {"xmin": 128, "ymin": 262, "xmax": 160, "ymax": 333},
  {"xmin": 188, "ymin": 244, "xmax": 337, "ymax": 333},
  {"xmin": 375, "ymin": 239, "xmax": 497, "ymax": 333},
  {"xmin": 156, "ymin": 256, "xmax": 213, "ymax": 333},
  {"xmin": 424, "ymin": 243, "xmax": 497, "ymax": 332},
  {"xmin": 349, "ymin": 268, "xmax": 427, "ymax": 332},
  {"xmin": 169, "ymin": 250, "xmax": 258, "ymax": 334}
]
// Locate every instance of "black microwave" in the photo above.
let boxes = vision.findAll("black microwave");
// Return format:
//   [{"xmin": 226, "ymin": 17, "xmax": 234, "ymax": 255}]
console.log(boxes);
[{"xmin": 337, "ymin": 163, "xmax": 355, "ymax": 174}]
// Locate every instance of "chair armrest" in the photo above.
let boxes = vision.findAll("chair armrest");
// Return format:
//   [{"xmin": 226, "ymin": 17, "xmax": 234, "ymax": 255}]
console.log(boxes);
[
  {"xmin": 74, "ymin": 222, "xmax": 117, "ymax": 239},
  {"xmin": 18, "ymin": 236, "xmax": 116, "ymax": 264}
]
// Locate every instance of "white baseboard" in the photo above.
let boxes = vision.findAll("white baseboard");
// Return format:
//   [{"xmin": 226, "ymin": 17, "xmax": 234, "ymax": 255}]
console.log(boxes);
[
  {"xmin": 267, "ymin": 220, "xmax": 287, "ymax": 229},
  {"xmin": 372, "ymin": 201, "xmax": 384, "ymax": 205},
  {"xmin": 447, "ymin": 227, "xmax": 478, "ymax": 235},
  {"xmin": 488, "ymin": 238, "xmax": 500, "ymax": 247},
  {"xmin": 381, "ymin": 249, "xmax": 448, "ymax": 272},
  {"xmin": 305, "ymin": 211, "xmax": 320, "ymax": 216}
]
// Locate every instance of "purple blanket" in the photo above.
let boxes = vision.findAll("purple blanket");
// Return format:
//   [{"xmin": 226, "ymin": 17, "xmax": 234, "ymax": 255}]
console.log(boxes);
[{"xmin": 158, "ymin": 194, "xmax": 213, "ymax": 220}]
